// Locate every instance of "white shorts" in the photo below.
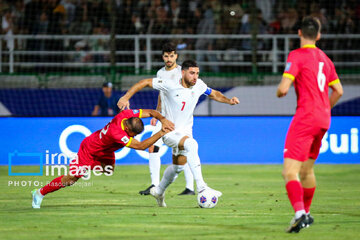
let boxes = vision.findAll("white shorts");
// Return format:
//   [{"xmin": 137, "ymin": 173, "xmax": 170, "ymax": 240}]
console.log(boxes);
[
  {"xmin": 162, "ymin": 130, "xmax": 193, "ymax": 156},
  {"xmin": 150, "ymin": 121, "xmax": 164, "ymax": 148}
]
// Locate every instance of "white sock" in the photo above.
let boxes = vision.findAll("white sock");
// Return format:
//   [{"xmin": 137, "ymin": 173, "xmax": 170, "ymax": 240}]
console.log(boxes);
[
  {"xmin": 149, "ymin": 152, "xmax": 161, "ymax": 186},
  {"xmin": 183, "ymin": 138, "xmax": 207, "ymax": 192},
  {"xmin": 157, "ymin": 164, "xmax": 184, "ymax": 195},
  {"xmin": 295, "ymin": 210, "xmax": 306, "ymax": 219},
  {"xmin": 183, "ymin": 163, "xmax": 194, "ymax": 191}
]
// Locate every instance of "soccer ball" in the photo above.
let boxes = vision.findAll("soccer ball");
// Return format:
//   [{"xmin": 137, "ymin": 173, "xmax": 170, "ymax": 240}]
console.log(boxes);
[{"xmin": 197, "ymin": 190, "xmax": 218, "ymax": 208}]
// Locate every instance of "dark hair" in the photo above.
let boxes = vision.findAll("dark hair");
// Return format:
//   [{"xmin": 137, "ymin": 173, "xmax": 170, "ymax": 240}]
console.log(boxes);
[
  {"xmin": 127, "ymin": 117, "xmax": 144, "ymax": 135},
  {"xmin": 301, "ymin": 16, "xmax": 321, "ymax": 40},
  {"xmin": 181, "ymin": 60, "xmax": 198, "ymax": 70},
  {"xmin": 162, "ymin": 42, "xmax": 177, "ymax": 54},
  {"xmin": 102, "ymin": 82, "xmax": 113, "ymax": 88}
]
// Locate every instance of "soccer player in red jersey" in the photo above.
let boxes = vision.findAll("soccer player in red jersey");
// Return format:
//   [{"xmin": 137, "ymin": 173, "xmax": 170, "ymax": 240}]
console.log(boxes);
[
  {"xmin": 31, "ymin": 109, "xmax": 174, "ymax": 208},
  {"xmin": 277, "ymin": 16, "xmax": 343, "ymax": 233}
]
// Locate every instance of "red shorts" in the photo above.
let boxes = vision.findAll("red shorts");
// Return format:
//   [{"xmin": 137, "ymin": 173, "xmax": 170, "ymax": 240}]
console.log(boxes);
[
  {"xmin": 69, "ymin": 140, "xmax": 115, "ymax": 178},
  {"xmin": 284, "ymin": 121, "xmax": 327, "ymax": 162}
]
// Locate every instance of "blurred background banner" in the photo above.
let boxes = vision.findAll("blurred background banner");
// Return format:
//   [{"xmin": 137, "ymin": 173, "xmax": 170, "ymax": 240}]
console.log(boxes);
[
  {"xmin": 1, "ymin": 116, "xmax": 359, "ymax": 165},
  {"xmin": 0, "ymin": 0, "xmax": 359, "ymax": 165}
]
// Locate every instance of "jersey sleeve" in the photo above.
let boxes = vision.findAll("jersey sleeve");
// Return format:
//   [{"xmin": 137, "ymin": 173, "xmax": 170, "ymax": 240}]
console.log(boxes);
[
  {"xmin": 328, "ymin": 61, "xmax": 340, "ymax": 86},
  {"xmin": 120, "ymin": 109, "xmax": 143, "ymax": 118},
  {"xmin": 283, "ymin": 51, "xmax": 299, "ymax": 81},
  {"xmin": 196, "ymin": 79, "xmax": 210, "ymax": 96},
  {"xmin": 152, "ymin": 78, "xmax": 170, "ymax": 92},
  {"xmin": 115, "ymin": 132, "xmax": 133, "ymax": 147}
]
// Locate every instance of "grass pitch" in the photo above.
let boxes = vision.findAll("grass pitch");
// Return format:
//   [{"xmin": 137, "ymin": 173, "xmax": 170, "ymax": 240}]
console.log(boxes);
[{"xmin": 0, "ymin": 165, "xmax": 359, "ymax": 240}]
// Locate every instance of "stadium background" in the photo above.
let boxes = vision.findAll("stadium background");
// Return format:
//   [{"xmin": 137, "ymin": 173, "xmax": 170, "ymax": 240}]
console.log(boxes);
[{"xmin": 0, "ymin": 0, "xmax": 359, "ymax": 166}]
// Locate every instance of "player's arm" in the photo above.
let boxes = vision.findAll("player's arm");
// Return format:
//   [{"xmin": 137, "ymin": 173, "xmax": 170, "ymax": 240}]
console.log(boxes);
[
  {"xmin": 92, "ymin": 105, "xmax": 100, "ymax": 116},
  {"xmin": 329, "ymin": 81, "xmax": 343, "ymax": 108},
  {"xmin": 141, "ymin": 109, "xmax": 174, "ymax": 132},
  {"xmin": 117, "ymin": 78, "xmax": 153, "ymax": 110},
  {"xmin": 208, "ymin": 89, "xmax": 239, "ymax": 105},
  {"xmin": 276, "ymin": 76, "xmax": 293, "ymax": 98},
  {"xmin": 127, "ymin": 129, "xmax": 168, "ymax": 150},
  {"xmin": 150, "ymin": 95, "xmax": 162, "ymax": 126}
]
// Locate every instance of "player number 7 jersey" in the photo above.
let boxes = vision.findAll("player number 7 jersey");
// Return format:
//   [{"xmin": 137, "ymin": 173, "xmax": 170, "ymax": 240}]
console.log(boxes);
[{"xmin": 152, "ymin": 77, "xmax": 210, "ymax": 133}]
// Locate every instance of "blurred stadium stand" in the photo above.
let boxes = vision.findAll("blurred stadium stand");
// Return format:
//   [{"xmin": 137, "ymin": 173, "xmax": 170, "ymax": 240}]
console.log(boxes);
[{"xmin": 0, "ymin": 0, "xmax": 359, "ymax": 116}]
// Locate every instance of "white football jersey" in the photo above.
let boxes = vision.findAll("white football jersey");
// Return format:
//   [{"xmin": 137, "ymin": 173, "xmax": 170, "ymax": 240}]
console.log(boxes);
[
  {"xmin": 152, "ymin": 77, "xmax": 211, "ymax": 134},
  {"xmin": 156, "ymin": 65, "xmax": 182, "ymax": 115}
]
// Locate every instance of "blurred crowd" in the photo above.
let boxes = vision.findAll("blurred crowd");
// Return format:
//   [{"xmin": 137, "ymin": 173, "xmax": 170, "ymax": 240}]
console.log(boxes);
[
  {"xmin": 2, "ymin": 0, "xmax": 359, "ymax": 36},
  {"xmin": 1, "ymin": 0, "xmax": 360, "ymax": 70}
]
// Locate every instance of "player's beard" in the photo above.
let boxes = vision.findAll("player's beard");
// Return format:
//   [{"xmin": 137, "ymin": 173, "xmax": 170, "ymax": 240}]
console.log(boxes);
[
  {"xmin": 184, "ymin": 76, "xmax": 196, "ymax": 87},
  {"xmin": 166, "ymin": 61, "xmax": 174, "ymax": 68}
]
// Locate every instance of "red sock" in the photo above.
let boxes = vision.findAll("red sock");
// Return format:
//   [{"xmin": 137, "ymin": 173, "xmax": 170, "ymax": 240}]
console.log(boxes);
[
  {"xmin": 286, "ymin": 180, "xmax": 305, "ymax": 212},
  {"xmin": 303, "ymin": 187, "xmax": 316, "ymax": 213},
  {"xmin": 40, "ymin": 175, "xmax": 65, "ymax": 196}
]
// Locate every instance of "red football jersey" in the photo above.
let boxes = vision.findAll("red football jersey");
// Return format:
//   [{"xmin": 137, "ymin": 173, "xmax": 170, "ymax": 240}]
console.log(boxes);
[
  {"xmin": 283, "ymin": 44, "xmax": 340, "ymax": 128},
  {"xmin": 81, "ymin": 109, "xmax": 143, "ymax": 161}
]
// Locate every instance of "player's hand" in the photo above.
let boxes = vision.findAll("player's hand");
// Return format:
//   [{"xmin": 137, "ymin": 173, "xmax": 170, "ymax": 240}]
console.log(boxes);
[
  {"xmin": 230, "ymin": 97, "xmax": 240, "ymax": 105},
  {"xmin": 160, "ymin": 128, "xmax": 171, "ymax": 135},
  {"xmin": 150, "ymin": 117, "xmax": 157, "ymax": 126},
  {"xmin": 117, "ymin": 97, "xmax": 130, "ymax": 110},
  {"xmin": 160, "ymin": 118, "xmax": 174, "ymax": 132}
]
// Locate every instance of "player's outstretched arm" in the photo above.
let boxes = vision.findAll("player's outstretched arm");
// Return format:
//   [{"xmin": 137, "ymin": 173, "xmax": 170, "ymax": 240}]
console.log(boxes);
[
  {"xmin": 150, "ymin": 95, "xmax": 162, "ymax": 126},
  {"xmin": 141, "ymin": 109, "xmax": 174, "ymax": 132},
  {"xmin": 277, "ymin": 76, "xmax": 293, "ymax": 98},
  {"xmin": 209, "ymin": 89, "xmax": 239, "ymax": 105},
  {"xmin": 127, "ymin": 128, "xmax": 170, "ymax": 150},
  {"xmin": 117, "ymin": 78, "xmax": 153, "ymax": 110},
  {"xmin": 329, "ymin": 82, "xmax": 343, "ymax": 108}
]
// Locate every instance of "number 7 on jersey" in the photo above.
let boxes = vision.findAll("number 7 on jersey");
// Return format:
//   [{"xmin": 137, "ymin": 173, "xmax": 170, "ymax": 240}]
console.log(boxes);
[{"xmin": 181, "ymin": 101, "xmax": 186, "ymax": 111}]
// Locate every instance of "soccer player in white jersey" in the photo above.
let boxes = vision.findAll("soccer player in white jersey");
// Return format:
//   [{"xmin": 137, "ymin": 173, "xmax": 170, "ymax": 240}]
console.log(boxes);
[
  {"xmin": 139, "ymin": 42, "xmax": 195, "ymax": 196},
  {"xmin": 118, "ymin": 60, "xmax": 239, "ymax": 207}
]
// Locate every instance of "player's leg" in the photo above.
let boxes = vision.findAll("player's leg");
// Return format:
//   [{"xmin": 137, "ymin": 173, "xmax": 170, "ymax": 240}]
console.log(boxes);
[
  {"xmin": 151, "ymin": 154, "xmax": 186, "ymax": 207},
  {"xmin": 181, "ymin": 136, "xmax": 221, "ymax": 196},
  {"xmin": 300, "ymin": 128, "xmax": 327, "ymax": 226},
  {"xmin": 139, "ymin": 145, "xmax": 160, "ymax": 195},
  {"xmin": 299, "ymin": 158, "xmax": 316, "ymax": 226},
  {"xmin": 283, "ymin": 158, "xmax": 305, "ymax": 216},
  {"xmin": 283, "ymin": 158, "xmax": 310, "ymax": 233},
  {"xmin": 149, "ymin": 145, "xmax": 161, "ymax": 186},
  {"xmin": 140, "ymin": 124, "xmax": 163, "ymax": 195},
  {"xmin": 178, "ymin": 163, "xmax": 195, "ymax": 195},
  {"xmin": 32, "ymin": 153, "xmax": 103, "ymax": 209},
  {"xmin": 283, "ymin": 123, "xmax": 314, "ymax": 232},
  {"xmin": 32, "ymin": 174, "xmax": 80, "ymax": 209}
]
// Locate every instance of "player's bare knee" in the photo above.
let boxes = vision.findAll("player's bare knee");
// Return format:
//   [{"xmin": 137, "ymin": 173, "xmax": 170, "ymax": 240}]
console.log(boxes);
[
  {"xmin": 282, "ymin": 169, "xmax": 297, "ymax": 182},
  {"xmin": 178, "ymin": 136, "xmax": 190, "ymax": 150},
  {"xmin": 62, "ymin": 175, "xmax": 79, "ymax": 186},
  {"xmin": 149, "ymin": 145, "xmax": 155, "ymax": 153},
  {"xmin": 173, "ymin": 155, "xmax": 187, "ymax": 165},
  {"xmin": 299, "ymin": 168, "xmax": 314, "ymax": 181}
]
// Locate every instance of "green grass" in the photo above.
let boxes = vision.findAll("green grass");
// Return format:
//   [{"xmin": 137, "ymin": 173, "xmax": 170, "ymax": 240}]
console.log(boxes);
[{"xmin": 1, "ymin": 165, "xmax": 359, "ymax": 240}]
